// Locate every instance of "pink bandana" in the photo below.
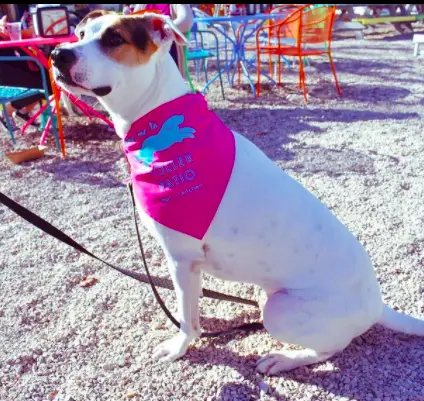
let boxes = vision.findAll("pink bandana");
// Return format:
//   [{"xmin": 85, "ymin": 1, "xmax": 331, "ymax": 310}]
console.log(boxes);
[{"xmin": 123, "ymin": 93, "xmax": 235, "ymax": 240}]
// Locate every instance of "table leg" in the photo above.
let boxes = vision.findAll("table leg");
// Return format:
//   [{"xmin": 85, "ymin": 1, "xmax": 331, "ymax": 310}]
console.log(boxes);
[
  {"xmin": 21, "ymin": 100, "xmax": 50, "ymax": 134},
  {"xmin": 199, "ymin": 18, "xmax": 280, "ymax": 97},
  {"xmin": 230, "ymin": 20, "xmax": 278, "ymax": 97}
]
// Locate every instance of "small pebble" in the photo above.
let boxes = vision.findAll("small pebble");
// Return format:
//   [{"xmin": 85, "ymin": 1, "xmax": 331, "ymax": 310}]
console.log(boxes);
[{"xmin": 259, "ymin": 381, "xmax": 269, "ymax": 394}]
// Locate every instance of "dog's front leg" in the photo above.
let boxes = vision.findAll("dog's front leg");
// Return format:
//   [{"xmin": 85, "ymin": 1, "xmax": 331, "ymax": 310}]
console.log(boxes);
[{"xmin": 153, "ymin": 257, "xmax": 201, "ymax": 362}]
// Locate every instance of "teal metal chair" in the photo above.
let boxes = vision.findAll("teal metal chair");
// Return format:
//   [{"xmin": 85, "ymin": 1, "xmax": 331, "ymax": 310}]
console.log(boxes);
[
  {"xmin": 0, "ymin": 56, "xmax": 59, "ymax": 149},
  {"xmin": 186, "ymin": 23, "xmax": 226, "ymax": 99}
]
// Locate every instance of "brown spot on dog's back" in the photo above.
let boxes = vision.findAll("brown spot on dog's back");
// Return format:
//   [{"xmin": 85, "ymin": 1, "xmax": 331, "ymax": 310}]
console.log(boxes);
[
  {"xmin": 212, "ymin": 263, "xmax": 223, "ymax": 271},
  {"xmin": 202, "ymin": 243, "xmax": 210, "ymax": 255},
  {"xmin": 100, "ymin": 17, "xmax": 158, "ymax": 66},
  {"xmin": 190, "ymin": 261, "xmax": 202, "ymax": 273}
]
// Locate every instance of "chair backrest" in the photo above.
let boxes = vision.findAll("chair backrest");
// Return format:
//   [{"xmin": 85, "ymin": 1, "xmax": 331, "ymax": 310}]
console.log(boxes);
[
  {"xmin": 191, "ymin": 7, "xmax": 210, "ymax": 32},
  {"xmin": 0, "ymin": 55, "xmax": 50, "ymax": 91},
  {"xmin": 301, "ymin": 5, "xmax": 337, "ymax": 45},
  {"xmin": 191, "ymin": 8, "xmax": 222, "ymax": 48},
  {"xmin": 265, "ymin": 4, "xmax": 336, "ymax": 49},
  {"xmin": 0, "ymin": 55, "xmax": 50, "ymax": 94},
  {"xmin": 266, "ymin": 5, "xmax": 306, "ymax": 41},
  {"xmin": 198, "ymin": 4, "xmax": 215, "ymax": 16}
]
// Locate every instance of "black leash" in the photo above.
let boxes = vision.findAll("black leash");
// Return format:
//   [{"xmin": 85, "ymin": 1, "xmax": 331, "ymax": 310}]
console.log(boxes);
[{"xmin": 0, "ymin": 187, "xmax": 264, "ymax": 338}]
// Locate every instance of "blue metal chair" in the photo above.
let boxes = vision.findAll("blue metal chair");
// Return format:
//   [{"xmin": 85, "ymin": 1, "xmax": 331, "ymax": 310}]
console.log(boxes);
[
  {"xmin": 187, "ymin": 23, "xmax": 226, "ymax": 99},
  {"xmin": 0, "ymin": 56, "xmax": 59, "ymax": 149},
  {"xmin": 192, "ymin": 7, "xmax": 230, "ymax": 71}
]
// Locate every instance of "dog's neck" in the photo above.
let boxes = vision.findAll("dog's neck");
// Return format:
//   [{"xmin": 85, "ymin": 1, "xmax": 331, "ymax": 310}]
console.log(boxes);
[{"xmin": 99, "ymin": 53, "xmax": 189, "ymax": 138}]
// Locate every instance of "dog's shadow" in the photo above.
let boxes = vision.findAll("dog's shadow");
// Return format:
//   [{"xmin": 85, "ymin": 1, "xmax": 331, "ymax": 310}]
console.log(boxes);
[{"xmin": 182, "ymin": 323, "xmax": 424, "ymax": 401}]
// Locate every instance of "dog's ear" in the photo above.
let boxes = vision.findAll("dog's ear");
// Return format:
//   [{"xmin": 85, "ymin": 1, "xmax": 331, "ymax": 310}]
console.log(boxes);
[
  {"xmin": 76, "ymin": 10, "xmax": 116, "ymax": 38},
  {"xmin": 134, "ymin": 12, "xmax": 189, "ymax": 47}
]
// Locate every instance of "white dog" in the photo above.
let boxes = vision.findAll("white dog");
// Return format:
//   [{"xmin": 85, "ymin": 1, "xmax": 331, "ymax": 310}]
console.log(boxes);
[{"xmin": 51, "ymin": 11, "xmax": 424, "ymax": 375}]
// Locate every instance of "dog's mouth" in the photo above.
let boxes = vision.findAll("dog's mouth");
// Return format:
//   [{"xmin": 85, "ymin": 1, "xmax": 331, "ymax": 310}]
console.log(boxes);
[
  {"xmin": 56, "ymin": 73, "xmax": 112, "ymax": 97},
  {"xmin": 92, "ymin": 86, "xmax": 112, "ymax": 97}
]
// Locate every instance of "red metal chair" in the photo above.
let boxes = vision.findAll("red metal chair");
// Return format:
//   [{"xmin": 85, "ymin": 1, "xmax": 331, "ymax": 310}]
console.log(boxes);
[{"xmin": 255, "ymin": 4, "xmax": 342, "ymax": 102}]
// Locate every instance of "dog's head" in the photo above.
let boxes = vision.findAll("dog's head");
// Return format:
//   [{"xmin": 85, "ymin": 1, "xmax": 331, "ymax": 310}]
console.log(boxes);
[{"xmin": 51, "ymin": 10, "xmax": 187, "ymax": 99}]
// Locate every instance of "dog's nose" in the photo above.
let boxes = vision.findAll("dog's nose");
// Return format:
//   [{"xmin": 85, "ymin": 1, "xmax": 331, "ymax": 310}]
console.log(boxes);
[{"xmin": 51, "ymin": 48, "xmax": 77, "ymax": 71}]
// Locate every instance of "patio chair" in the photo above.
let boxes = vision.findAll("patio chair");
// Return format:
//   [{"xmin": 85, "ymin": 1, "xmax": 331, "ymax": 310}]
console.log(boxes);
[
  {"xmin": 183, "ymin": 30, "xmax": 197, "ymax": 93},
  {"xmin": 242, "ymin": 4, "xmax": 300, "ymax": 84},
  {"xmin": 186, "ymin": 23, "xmax": 226, "ymax": 99},
  {"xmin": 191, "ymin": 7, "xmax": 230, "ymax": 82},
  {"xmin": 0, "ymin": 55, "xmax": 59, "ymax": 148},
  {"xmin": 255, "ymin": 4, "xmax": 342, "ymax": 102}
]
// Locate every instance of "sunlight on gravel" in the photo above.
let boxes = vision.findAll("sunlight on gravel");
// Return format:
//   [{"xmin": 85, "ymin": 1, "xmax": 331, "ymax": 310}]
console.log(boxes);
[{"xmin": 1, "ymin": 25, "xmax": 424, "ymax": 401}]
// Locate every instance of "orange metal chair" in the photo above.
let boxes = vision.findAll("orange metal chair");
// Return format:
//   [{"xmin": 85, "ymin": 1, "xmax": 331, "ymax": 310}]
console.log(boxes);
[
  {"xmin": 264, "ymin": 4, "xmax": 303, "ymax": 80},
  {"xmin": 255, "ymin": 4, "xmax": 342, "ymax": 102},
  {"xmin": 242, "ymin": 5, "xmax": 303, "ymax": 85}
]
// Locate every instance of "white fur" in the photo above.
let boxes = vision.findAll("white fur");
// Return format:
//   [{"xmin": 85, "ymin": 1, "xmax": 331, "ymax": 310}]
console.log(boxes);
[{"xmin": 52, "ymin": 13, "xmax": 424, "ymax": 375}]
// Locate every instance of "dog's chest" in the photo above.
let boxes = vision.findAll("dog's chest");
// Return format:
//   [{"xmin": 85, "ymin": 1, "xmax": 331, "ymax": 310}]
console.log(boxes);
[{"xmin": 124, "ymin": 93, "xmax": 235, "ymax": 241}]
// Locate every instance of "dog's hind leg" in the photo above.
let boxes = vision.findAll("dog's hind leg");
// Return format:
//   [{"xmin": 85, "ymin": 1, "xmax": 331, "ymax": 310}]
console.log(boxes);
[{"xmin": 256, "ymin": 286, "xmax": 378, "ymax": 375}]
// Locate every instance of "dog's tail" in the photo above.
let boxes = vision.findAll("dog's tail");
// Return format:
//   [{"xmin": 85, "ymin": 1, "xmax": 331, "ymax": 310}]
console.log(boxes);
[{"xmin": 378, "ymin": 304, "xmax": 424, "ymax": 335}]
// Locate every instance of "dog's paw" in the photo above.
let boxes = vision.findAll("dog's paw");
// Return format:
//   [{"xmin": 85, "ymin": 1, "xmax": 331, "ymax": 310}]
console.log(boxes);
[
  {"xmin": 256, "ymin": 349, "xmax": 334, "ymax": 376},
  {"xmin": 256, "ymin": 351, "xmax": 302, "ymax": 375},
  {"xmin": 153, "ymin": 333, "xmax": 191, "ymax": 362}
]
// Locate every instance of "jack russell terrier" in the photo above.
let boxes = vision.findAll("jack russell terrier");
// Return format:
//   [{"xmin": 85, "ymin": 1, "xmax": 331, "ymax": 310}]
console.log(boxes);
[{"xmin": 51, "ymin": 10, "xmax": 424, "ymax": 375}]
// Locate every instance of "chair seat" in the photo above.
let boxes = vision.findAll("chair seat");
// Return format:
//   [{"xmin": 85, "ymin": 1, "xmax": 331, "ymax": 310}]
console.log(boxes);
[
  {"xmin": 257, "ymin": 44, "xmax": 328, "ymax": 57},
  {"xmin": 187, "ymin": 49, "xmax": 215, "ymax": 60},
  {"xmin": 0, "ymin": 86, "xmax": 42, "ymax": 102}
]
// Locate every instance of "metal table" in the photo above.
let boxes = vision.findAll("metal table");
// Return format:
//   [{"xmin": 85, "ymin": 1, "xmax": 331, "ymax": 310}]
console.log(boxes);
[{"xmin": 193, "ymin": 14, "xmax": 285, "ymax": 97}]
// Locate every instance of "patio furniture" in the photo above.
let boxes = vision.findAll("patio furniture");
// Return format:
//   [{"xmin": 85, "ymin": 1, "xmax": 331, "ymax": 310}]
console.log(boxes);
[
  {"xmin": 351, "ymin": 5, "xmax": 424, "ymax": 33},
  {"xmin": 0, "ymin": 55, "xmax": 58, "ymax": 147},
  {"xmin": 413, "ymin": 33, "xmax": 424, "ymax": 56},
  {"xmin": 243, "ymin": 4, "xmax": 300, "ymax": 84},
  {"xmin": 183, "ymin": 30, "xmax": 197, "ymax": 93},
  {"xmin": 0, "ymin": 35, "xmax": 114, "ymax": 157},
  {"xmin": 255, "ymin": 4, "xmax": 341, "ymax": 102},
  {"xmin": 193, "ymin": 13, "xmax": 283, "ymax": 97},
  {"xmin": 192, "ymin": 7, "xmax": 230, "ymax": 81},
  {"xmin": 186, "ymin": 23, "xmax": 226, "ymax": 99}
]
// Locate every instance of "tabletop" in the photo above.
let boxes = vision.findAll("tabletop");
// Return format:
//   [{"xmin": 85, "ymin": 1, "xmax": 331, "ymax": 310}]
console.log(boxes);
[
  {"xmin": 193, "ymin": 13, "xmax": 284, "ymax": 24},
  {"xmin": 0, "ymin": 35, "xmax": 78, "ymax": 49}
]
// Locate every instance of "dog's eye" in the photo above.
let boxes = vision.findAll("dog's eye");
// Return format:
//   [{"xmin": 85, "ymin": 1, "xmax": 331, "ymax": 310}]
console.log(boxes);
[
  {"xmin": 104, "ymin": 32, "xmax": 124, "ymax": 47},
  {"xmin": 79, "ymin": 30, "xmax": 85, "ymax": 40}
]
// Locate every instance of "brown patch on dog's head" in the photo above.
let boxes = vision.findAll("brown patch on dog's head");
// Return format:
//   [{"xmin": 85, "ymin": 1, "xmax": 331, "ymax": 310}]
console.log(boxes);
[
  {"xmin": 76, "ymin": 10, "xmax": 115, "ymax": 38},
  {"xmin": 74, "ymin": 12, "xmax": 187, "ymax": 67},
  {"xmin": 99, "ymin": 16, "xmax": 159, "ymax": 67}
]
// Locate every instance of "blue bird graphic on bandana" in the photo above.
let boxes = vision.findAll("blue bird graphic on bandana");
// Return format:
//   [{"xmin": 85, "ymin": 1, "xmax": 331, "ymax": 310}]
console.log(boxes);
[{"xmin": 135, "ymin": 115, "xmax": 196, "ymax": 166}]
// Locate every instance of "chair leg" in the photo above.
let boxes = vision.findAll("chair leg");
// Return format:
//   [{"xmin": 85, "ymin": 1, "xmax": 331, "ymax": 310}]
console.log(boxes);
[
  {"xmin": 1, "ymin": 105, "xmax": 16, "ymax": 144},
  {"xmin": 214, "ymin": 39, "xmax": 225, "ymax": 100},
  {"xmin": 298, "ymin": 59, "xmax": 303, "ymax": 89},
  {"xmin": 203, "ymin": 58, "xmax": 209, "ymax": 83},
  {"xmin": 299, "ymin": 56, "xmax": 308, "ymax": 103},
  {"xmin": 278, "ymin": 54, "xmax": 282, "ymax": 87},
  {"xmin": 224, "ymin": 36, "xmax": 230, "ymax": 84},
  {"xmin": 274, "ymin": 56, "xmax": 278, "ymax": 79},
  {"xmin": 328, "ymin": 53, "xmax": 342, "ymax": 96},
  {"xmin": 256, "ymin": 50, "xmax": 261, "ymax": 97},
  {"xmin": 216, "ymin": 57, "xmax": 225, "ymax": 100},
  {"xmin": 185, "ymin": 61, "xmax": 196, "ymax": 93},
  {"xmin": 269, "ymin": 54, "xmax": 273, "ymax": 78},
  {"xmin": 184, "ymin": 45, "xmax": 196, "ymax": 93},
  {"xmin": 195, "ymin": 60, "xmax": 201, "ymax": 81}
]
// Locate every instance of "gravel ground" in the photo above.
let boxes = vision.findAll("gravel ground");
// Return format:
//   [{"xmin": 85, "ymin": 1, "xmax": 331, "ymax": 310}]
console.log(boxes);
[{"xmin": 1, "ymin": 25, "xmax": 424, "ymax": 401}]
